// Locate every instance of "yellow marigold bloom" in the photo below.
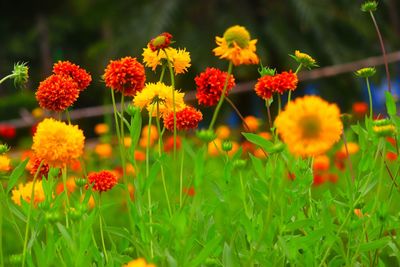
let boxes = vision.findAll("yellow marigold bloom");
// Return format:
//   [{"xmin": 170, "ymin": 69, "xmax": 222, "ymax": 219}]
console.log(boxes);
[
  {"xmin": 216, "ymin": 125, "xmax": 230, "ymax": 139},
  {"xmin": 94, "ymin": 143, "xmax": 112, "ymax": 158},
  {"xmin": 339, "ymin": 142, "xmax": 359, "ymax": 155},
  {"xmin": 124, "ymin": 137, "xmax": 132, "ymax": 147},
  {"xmin": 275, "ymin": 96, "xmax": 343, "ymax": 157},
  {"xmin": 32, "ymin": 118, "xmax": 85, "ymax": 167},
  {"xmin": 123, "ymin": 258, "xmax": 156, "ymax": 267},
  {"xmin": 94, "ymin": 123, "xmax": 109, "ymax": 135},
  {"xmin": 0, "ymin": 155, "xmax": 11, "ymax": 171},
  {"xmin": 11, "ymin": 180, "xmax": 45, "ymax": 206},
  {"xmin": 213, "ymin": 25, "xmax": 259, "ymax": 66},
  {"xmin": 244, "ymin": 116, "xmax": 260, "ymax": 132},
  {"xmin": 133, "ymin": 82, "xmax": 186, "ymax": 117},
  {"xmin": 142, "ymin": 46, "xmax": 191, "ymax": 74},
  {"xmin": 293, "ymin": 50, "xmax": 318, "ymax": 69}
]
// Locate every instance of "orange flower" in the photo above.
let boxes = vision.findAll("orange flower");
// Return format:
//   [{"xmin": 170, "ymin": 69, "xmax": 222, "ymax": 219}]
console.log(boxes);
[
  {"xmin": 243, "ymin": 116, "xmax": 260, "ymax": 132},
  {"xmin": 352, "ymin": 102, "xmax": 368, "ymax": 117},
  {"xmin": 216, "ymin": 125, "xmax": 231, "ymax": 139},
  {"xmin": 386, "ymin": 152, "xmax": 398, "ymax": 161},
  {"xmin": 94, "ymin": 123, "xmax": 109, "ymax": 135},
  {"xmin": 313, "ymin": 155, "xmax": 330, "ymax": 172},
  {"xmin": 163, "ymin": 106, "xmax": 203, "ymax": 131},
  {"xmin": 94, "ymin": 143, "xmax": 112, "ymax": 158},
  {"xmin": 86, "ymin": 170, "xmax": 117, "ymax": 192},
  {"xmin": 56, "ymin": 177, "xmax": 76, "ymax": 195},
  {"xmin": 134, "ymin": 150, "xmax": 146, "ymax": 161},
  {"xmin": 53, "ymin": 60, "xmax": 92, "ymax": 91}
]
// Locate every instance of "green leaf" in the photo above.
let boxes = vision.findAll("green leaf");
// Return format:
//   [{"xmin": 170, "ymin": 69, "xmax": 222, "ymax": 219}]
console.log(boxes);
[
  {"xmin": 6, "ymin": 158, "xmax": 29, "ymax": 194},
  {"xmin": 242, "ymin": 132, "xmax": 274, "ymax": 151},
  {"xmin": 188, "ymin": 235, "xmax": 222, "ymax": 267},
  {"xmin": 142, "ymin": 161, "xmax": 161, "ymax": 192},
  {"xmin": 129, "ymin": 107, "xmax": 142, "ymax": 152},
  {"xmin": 385, "ymin": 91, "xmax": 397, "ymax": 116},
  {"xmin": 358, "ymin": 237, "xmax": 391, "ymax": 252}
]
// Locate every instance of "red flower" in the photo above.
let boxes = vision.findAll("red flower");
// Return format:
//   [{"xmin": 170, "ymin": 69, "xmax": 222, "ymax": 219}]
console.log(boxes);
[
  {"xmin": 183, "ymin": 187, "xmax": 196, "ymax": 197},
  {"xmin": 352, "ymin": 102, "xmax": 368, "ymax": 117},
  {"xmin": 149, "ymin": 32, "xmax": 173, "ymax": 51},
  {"xmin": 195, "ymin": 67, "xmax": 235, "ymax": 106},
  {"xmin": 254, "ymin": 71, "xmax": 298, "ymax": 100},
  {"xmin": 36, "ymin": 74, "xmax": 79, "ymax": 111},
  {"xmin": 0, "ymin": 124, "xmax": 16, "ymax": 139},
  {"xmin": 29, "ymin": 156, "xmax": 50, "ymax": 179},
  {"xmin": 86, "ymin": 170, "xmax": 117, "ymax": 192},
  {"xmin": 164, "ymin": 136, "xmax": 182, "ymax": 152},
  {"xmin": 53, "ymin": 61, "xmax": 92, "ymax": 91},
  {"xmin": 104, "ymin": 57, "xmax": 146, "ymax": 97},
  {"xmin": 163, "ymin": 106, "xmax": 203, "ymax": 131},
  {"xmin": 386, "ymin": 152, "xmax": 398, "ymax": 161}
]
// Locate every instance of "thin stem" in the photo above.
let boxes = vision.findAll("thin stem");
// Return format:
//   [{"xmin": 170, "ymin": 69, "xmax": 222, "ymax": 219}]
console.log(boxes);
[
  {"xmin": 209, "ymin": 61, "xmax": 233, "ymax": 130},
  {"xmin": 156, "ymin": 102, "xmax": 172, "ymax": 216},
  {"xmin": 179, "ymin": 148, "xmax": 185, "ymax": 208},
  {"xmin": 22, "ymin": 160, "xmax": 44, "ymax": 267},
  {"xmin": 98, "ymin": 196, "xmax": 109, "ymax": 263},
  {"xmin": 62, "ymin": 165, "xmax": 70, "ymax": 228},
  {"xmin": 65, "ymin": 109, "xmax": 72, "ymax": 124},
  {"xmin": 277, "ymin": 94, "xmax": 281, "ymax": 114},
  {"xmin": 365, "ymin": 78, "xmax": 373, "ymax": 119},
  {"xmin": 0, "ymin": 73, "xmax": 15, "ymax": 85},
  {"xmin": 163, "ymin": 49, "xmax": 177, "ymax": 159},
  {"xmin": 342, "ymin": 132, "xmax": 356, "ymax": 182},
  {"xmin": 159, "ymin": 65, "xmax": 166, "ymax": 82},
  {"xmin": 146, "ymin": 105, "xmax": 155, "ymax": 258},
  {"xmin": 266, "ymin": 99, "xmax": 273, "ymax": 130},
  {"xmin": 369, "ymin": 11, "xmax": 392, "ymax": 93},
  {"xmin": 225, "ymin": 97, "xmax": 251, "ymax": 132},
  {"xmin": 0, "ymin": 191, "xmax": 3, "ymax": 267}
]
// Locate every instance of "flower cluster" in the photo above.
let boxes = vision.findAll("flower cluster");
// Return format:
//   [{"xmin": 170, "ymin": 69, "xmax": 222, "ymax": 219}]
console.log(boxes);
[
  {"xmin": 142, "ymin": 47, "xmax": 191, "ymax": 74},
  {"xmin": 36, "ymin": 61, "xmax": 91, "ymax": 112},
  {"xmin": 254, "ymin": 71, "xmax": 298, "ymax": 100},
  {"xmin": 195, "ymin": 67, "xmax": 235, "ymax": 106},
  {"xmin": 104, "ymin": 57, "xmax": 146, "ymax": 96}
]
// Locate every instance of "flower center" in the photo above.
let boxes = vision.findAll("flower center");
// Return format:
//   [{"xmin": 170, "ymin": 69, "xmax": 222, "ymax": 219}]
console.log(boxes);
[
  {"xmin": 223, "ymin": 25, "xmax": 250, "ymax": 48},
  {"xmin": 152, "ymin": 36, "xmax": 167, "ymax": 47},
  {"xmin": 299, "ymin": 115, "xmax": 321, "ymax": 138}
]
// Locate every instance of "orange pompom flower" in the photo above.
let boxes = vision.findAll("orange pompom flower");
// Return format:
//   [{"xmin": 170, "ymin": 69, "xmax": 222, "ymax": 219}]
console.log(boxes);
[
  {"xmin": 86, "ymin": 170, "xmax": 117, "ymax": 193},
  {"xmin": 163, "ymin": 106, "xmax": 203, "ymax": 131},
  {"xmin": 36, "ymin": 74, "xmax": 79, "ymax": 112},
  {"xmin": 53, "ymin": 61, "xmax": 92, "ymax": 91},
  {"xmin": 254, "ymin": 71, "xmax": 298, "ymax": 100},
  {"xmin": 104, "ymin": 57, "xmax": 146, "ymax": 97},
  {"xmin": 195, "ymin": 67, "xmax": 235, "ymax": 106}
]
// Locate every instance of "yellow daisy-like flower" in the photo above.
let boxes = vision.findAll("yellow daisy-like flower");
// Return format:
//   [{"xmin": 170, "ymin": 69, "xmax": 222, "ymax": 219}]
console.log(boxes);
[
  {"xmin": 11, "ymin": 180, "xmax": 45, "ymax": 206},
  {"xmin": 133, "ymin": 82, "xmax": 186, "ymax": 116},
  {"xmin": 293, "ymin": 50, "xmax": 318, "ymax": 69},
  {"xmin": 32, "ymin": 118, "xmax": 85, "ymax": 167},
  {"xmin": 213, "ymin": 25, "xmax": 259, "ymax": 66},
  {"xmin": 0, "ymin": 155, "xmax": 11, "ymax": 171},
  {"xmin": 123, "ymin": 258, "xmax": 156, "ymax": 267},
  {"xmin": 142, "ymin": 46, "xmax": 191, "ymax": 74},
  {"xmin": 275, "ymin": 96, "xmax": 343, "ymax": 157}
]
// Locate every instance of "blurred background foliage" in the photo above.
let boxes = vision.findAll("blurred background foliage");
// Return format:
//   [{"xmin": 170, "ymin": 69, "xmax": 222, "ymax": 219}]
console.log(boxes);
[{"xmin": 0, "ymin": 0, "xmax": 399, "ymax": 123}]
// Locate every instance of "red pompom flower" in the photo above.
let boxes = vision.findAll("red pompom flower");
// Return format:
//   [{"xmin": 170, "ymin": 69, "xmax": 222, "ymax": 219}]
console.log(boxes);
[
  {"xmin": 104, "ymin": 57, "xmax": 146, "ymax": 97},
  {"xmin": 36, "ymin": 74, "xmax": 79, "ymax": 111},
  {"xmin": 86, "ymin": 170, "xmax": 117, "ymax": 193},
  {"xmin": 195, "ymin": 67, "xmax": 235, "ymax": 106},
  {"xmin": 53, "ymin": 61, "xmax": 92, "ymax": 91},
  {"xmin": 254, "ymin": 70, "xmax": 298, "ymax": 100},
  {"xmin": 163, "ymin": 106, "xmax": 203, "ymax": 131}
]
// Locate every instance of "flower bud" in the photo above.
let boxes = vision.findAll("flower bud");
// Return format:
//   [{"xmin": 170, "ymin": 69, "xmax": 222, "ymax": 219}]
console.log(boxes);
[
  {"xmin": 75, "ymin": 177, "xmax": 87, "ymax": 188},
  {"xmin": 126, "ymin": 104, "xmax": 140, "ymax": 117},
  {"xmin": 12, "ymin": 62, "xmax": 29, "ymax": 87},
  {"xmin": 355, "ymin": 67, "xmax": 376, "ymax": 78},
  {"xmin": 222, "ymin": 140, "xmax": 233, "ymax": 152},
  {"xmin": 361, "ymin": 1, "xmax": 378, "ymax": 12},
  {"xmin": 0, "ymin": 144, "xmax": 10, "ymax": 154},
  {"xmin": 196, "ymin": 129, "xmax": 217, "ymax": 143}
]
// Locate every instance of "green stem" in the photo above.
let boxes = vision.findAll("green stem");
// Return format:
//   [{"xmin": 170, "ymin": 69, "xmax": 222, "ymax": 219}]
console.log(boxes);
[
  {"xmin": 0, "ymin": 73, "xmax": 15, "ymax": 85},
  {"xmin": 163, "ymin": 49, "xmax": 177, "ymax": 159},
  {"xmin": 159, "ymin": 65, "xmax": 166, "ymax": 82},
  {"xmin": 365, "ymin": 77, "xmax": 373, "ymax": 119},
  {"xmin": 277, "ymin": 94, "xmax": 281, "ymax": 114},
  {"xmin": 98, "ymin": 196, "xmax": 108, "ymax": 263},
  {"xmin": 62, "ymin": 165, "xmax": 70, "ymax": 228},
  {"xmin": 22, "ymin": 160, "xmax": 44, "ymax": 267},
  {"xmin": 208, "ymin": 61, "xmax": 233, "ymax": 130},
  {"xmin": 65, "ymin": 109, "xmax": 72, "ymax": 124},
  {"xmin": 156, "ymin": 102, "xmax": 172, "ymax": 216},
  {"xmin": 179, "ymin": 148, "xmax": 185, "ymax": 209},
  {"xmin": 0, "ymin": 191, "xmax": 3, "ymax": 267},
  {"xmin": 146, "ymin": 105, "xmax": 155, "ymax": 258}
]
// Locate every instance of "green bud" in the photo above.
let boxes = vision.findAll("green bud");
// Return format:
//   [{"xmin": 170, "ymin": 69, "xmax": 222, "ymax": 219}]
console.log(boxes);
[
  {"xmin": 126, "ymin": 104, "xmax": 140, "ymax": 117},
  {"xmin": 355, "ymin": 67, "xmax": 376, "ymax": 78},
  {"xmin": 45, "ymin": 212, "xmax": 60, "ymax": 223},
  {"xmin": 196, "ymin": 129, "xmax": 217, "ymax": 143},
  {"xmin": 222, "ymin": 140, "xmax": 233, "ymax": 152},
  {"xmin": 233, "ymin": 159, "xmax": 247, "ymax": 169},
  {"xmin": 372, "ymin": 118, "xmax": 391, "ymax": 127},
  {"xmin": 38, "ymin": 201, "xmax": 50, "ymax": 211},
  {"xmin": 270, "ymin": 142, "xmax": 285, "ymax": 154},
  {"xmin": 0, "ymin": 144, "xmax": 10, "ymax": 154},
  {"xmin": 68, "ymin": 208, "xmax": 82, "ymax": 220},
  {"xmin": 9, "ymin": 254, "xmax": 23, "ymax": 264},
  {"xmin": 12, "ymin": 62, "xmax": 29, "ymax": 88},
  {"xmin": 75, "ymin": 177, "xmax": 87, "ymax": 187},
  {"xmin": 361, "ymin": 1, "xmax": 378, "ymax": 12},
  {"xmin": 258, "ymin": 66, "xmax": 276, "ymax": 77}
]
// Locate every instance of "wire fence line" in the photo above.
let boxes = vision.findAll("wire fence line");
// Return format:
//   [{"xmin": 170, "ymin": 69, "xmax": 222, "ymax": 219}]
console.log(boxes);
[{"xmin": 3, "ymin": 51, "xmax": 400, "ymax": 129}]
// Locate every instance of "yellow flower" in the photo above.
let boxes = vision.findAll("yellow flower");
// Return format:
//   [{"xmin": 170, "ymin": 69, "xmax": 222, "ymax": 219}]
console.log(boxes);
[
  {"xmin": 274, "ymin": 96, "xmax": 343, "ymax": 157},
  {"xmin": 133, "ymin": 82, "xmax": 186, "ymax": 117},
  {"xmin": 142, "ymin": 46, "xmax": 191, "ymax": 74},
  {"xmin": 11, "ymin": 180, "xmax": 45, "ymax": 206},
  {"xmin": 293, "ymin": 50, "xmax": 318, "ymax": 69},
  {"xmin": 94, "ymin": 123, "xmax": 109, "ymax": 135},
  {"xmin": 123, "ymin": 258, "xmax": 156, "ymax": 267},
  {"xmin": 0, "ymin": 155, "xmax": 11, "ymax": 171},
  {"xmin": 244, "ymin": 116, "xmax": 260, "ymax": 132},
  {"xmin": 213, "ymin": 25, "xmax": 259, "ymax": 66},
  {"xmin": 32, "ymin": 107, "xmax": 44, "ymax": 119},
  {"xmin": 94, "ymin": 143, "xmax": 112, "ymax": 158},
  {"xmin": 32, "ymin": 118, "xmax": 85, "ymax": 167},
  {"xmin": 339, "ymin": 142, "xmax": 359, "ymax": 155},
  {"xmin": 124, "ymin": 137, "xmax": 132, "ymax": 147}
]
